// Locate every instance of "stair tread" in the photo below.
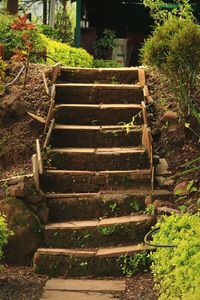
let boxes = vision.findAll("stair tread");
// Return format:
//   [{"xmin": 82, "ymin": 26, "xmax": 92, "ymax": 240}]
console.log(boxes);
[
  {"xmin": 55, "ymin": 104, "xmax": 142, "ymax": 109},
  {"xmin": 45, "ymin": 189, "xmax": 170, "ymax": 199},
  {"xmin": 60, "ymin": 66, "xmax": 140, "ymax": 71},
  {"xmin": 51, "ymin": 147, "xmax": 145, "ymax": 154},
  {"xmin": 53, "ymin": 125, "xmax": 141, "ymax": 130},
  {"xmin": 45, "ymin": 169, "xmax": 150, "ymax": 175},
  {"xmin": 55, "ymin": 83, "xmax": 142, "ymax": 89},
  {"xmin": 36, "ymin": 244, "xmax": 148, "ymax": 257},
  {"xmin": 45, "ymin": 214, "xmax": 153, "ymax": 230}
]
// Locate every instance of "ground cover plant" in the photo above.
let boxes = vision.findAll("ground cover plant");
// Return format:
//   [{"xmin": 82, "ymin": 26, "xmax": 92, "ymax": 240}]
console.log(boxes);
[
  {"xmin": 150, "ymin": 213, "xmax": 200, "ymax": 300},
  {"xmin": 141, "ymin": 0, "xmax": 200, "ymax": 126},
  {"xmin": 0, "ymin": 215, "xmax": 10, "ymax": 262}
]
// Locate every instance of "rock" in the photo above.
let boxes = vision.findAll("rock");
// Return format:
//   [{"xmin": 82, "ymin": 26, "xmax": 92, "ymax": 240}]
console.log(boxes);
[
  {"xmin": 0, "ymin": 92, "xmax": 25, "ymax": 123},
  {"xmin": 153, "ymin": 199, "xmax": 173, "ymax": 208},
  {"xmin": 0, "ymin": 197, "xmax": 43, "ymax": 265},
  {"xmin": 37, "ymin": 205, "xmax": 49, "ymax": 224},
  {"xmin": 173, "ymin": 182, "xmax": 188, "ymax": 196},
  {"xmin": 157, "ymin": 206, "xmax": 180, "ymax": 215},
  {"xmin": 156, "ymin": 176, "xmax": 174, "ymax": 187},
  {"xmin": 155, "ymin": 158, "xmax": 172, "ymax": 176},
  {"xmin": 161, "ymin": 111, "xmax": 178, "ymax": 123},
  {"xmin": 25, "ymin": 191, "xmax": 44, "ymax": 205},
  {"xmin": 8, "ymin": 181, "xmax": 27, "ymax": 198},
  {"xmin": 168, "ymin": 123, "xmax": 185, "ymax": 144}
]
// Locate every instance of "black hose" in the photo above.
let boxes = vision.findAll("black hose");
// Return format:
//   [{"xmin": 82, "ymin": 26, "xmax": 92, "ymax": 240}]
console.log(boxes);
[{"xmin": 144, "ymin": 227, "xmax": 177, "ymax": 248}]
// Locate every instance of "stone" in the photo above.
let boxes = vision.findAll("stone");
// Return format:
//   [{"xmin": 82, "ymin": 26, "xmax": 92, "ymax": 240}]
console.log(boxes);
[
  {"xmin": 157, "ymin": 206, "xmax": 180, "ymax": 215},
  {"xmin": 8, "ymin": 182, "xmax": 27, "ymax": 198},
  {"xmin": 156, "ymin": 176, "xmax": 174, "ymax": 187},
  {"xmin": 153, "ymin": 199, "xmax": 173, "ymax": 208},
  {"xmin": 161, "ymin": 111, "xmax": 178, "ymax": 123},
  {"xmin": 0, "ymin": 92, "xmax": 25, "ymax": 123},
  {"xmin": 0, "ymin": 197, "xmax": 42, "ymax": 265},
  {"xmin": 37, "ymin": 205, "xmax": 49, "ymax": 224},
  {"xmin": 173, "ymin": 182, "xmax": 188, "ymax": 196},
  {"xmin": 168, "ymin": 123, "xmax": 185, "ymax": 144},
  {"xmin": 155, "ymin": 158, "xmax": 172, "ymax": 176}
]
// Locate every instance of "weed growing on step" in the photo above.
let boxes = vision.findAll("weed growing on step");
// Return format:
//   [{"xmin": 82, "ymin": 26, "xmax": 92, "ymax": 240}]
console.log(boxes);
[
  {"xmin": 108, "ymin": 202, "xmax": 119, "ymax": 213},
  {"xmin": 145, "ymin": 204, "xmax": 156, "ymax": 216},
  {"xmin": 117, "ymin": 252, "xmax": 151, "ymax": 277},
  {"xmin": 130, "ymin": 199, "xmax": 141, "ymax": 212}
]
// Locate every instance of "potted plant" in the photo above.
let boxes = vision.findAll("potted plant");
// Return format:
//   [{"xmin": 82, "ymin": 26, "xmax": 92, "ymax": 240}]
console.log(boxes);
[{"xmin": 93, "ymin": 29, "xmax": 116, "ymax": 60}]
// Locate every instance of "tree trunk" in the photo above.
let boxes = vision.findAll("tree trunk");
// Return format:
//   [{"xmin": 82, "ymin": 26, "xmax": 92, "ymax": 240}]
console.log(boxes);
[
  {"xmin": 49, "ymin": 0, "xmax": 56, "ymax": 28},
  {"xmin": 43, "ymin": 0, "xmax": 48, "ymax": 24},
  {"xmin": 7, "ymin": 0, "xmax": 18, "ymax": 14}
]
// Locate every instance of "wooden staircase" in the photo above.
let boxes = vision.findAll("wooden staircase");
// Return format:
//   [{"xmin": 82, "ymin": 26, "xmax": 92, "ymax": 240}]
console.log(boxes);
[{"xmin": 33, "ymin": 66, "xmax": 169, "ymax": 277}]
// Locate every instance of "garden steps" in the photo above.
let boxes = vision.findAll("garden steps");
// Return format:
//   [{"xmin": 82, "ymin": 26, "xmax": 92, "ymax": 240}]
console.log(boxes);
[
  {"xmin": 34, "ymin": 244, "xmax": 149, "ymax": 277},
  {"xmin": 43, "ymin": 214, "xmax": 155, "ymax": 248},
  {"xmin": 53, "ymin": 66, "xmax": 142, "ymax": 84},
  {"xmin": 50, "ymin": 124, "xmax": 142, "ymax": 148},
  {"xmin": 54, "ymin": 83, "xmax": 144, "ymax": 104},
  {"xmin": 54, "ymin": 103, "xmax": 142, "ymax": 125},
  {"xmin": 33, "ymin": 66, "xmax": 168, "ymax": 277},
  {"xmin": 45, "ymin": 189, "xmax": 170, "ymax": 222},
  {"xmin": 40, "ymin": 169, "xmax": 151, "ymax": 193},
  {"xmin": 48, "ymin": 146, "xmax": 149, "ymax": 170}
]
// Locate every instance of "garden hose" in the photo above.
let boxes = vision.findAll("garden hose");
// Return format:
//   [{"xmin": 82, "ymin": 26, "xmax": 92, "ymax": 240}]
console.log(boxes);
[{"xmin": 144, "ymin": 227, "xmax": 177, "ymax": 248}]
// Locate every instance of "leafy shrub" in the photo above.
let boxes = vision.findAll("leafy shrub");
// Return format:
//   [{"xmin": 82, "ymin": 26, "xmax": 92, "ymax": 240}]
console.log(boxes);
[
  {"xmin": 0, "ymin": 13, "xmax": 45, "ymax": 60},
  {"xmin": 140, "ymin": 16, "xmax": 200, "ymax": 124},
  {"xmin": 150, "ymin": 213, "xmax": 200, "ymax": 300},
  {"xmin": 0, "ymin": 215, "xmax": 9, "ymax": 261},
  {"xmin": 41, "ymin": 34, "xmax": 93, "ymax": 67},
  {"xmin": 93, "ymin": 59, "xmax": 121, "ymax": 68}
]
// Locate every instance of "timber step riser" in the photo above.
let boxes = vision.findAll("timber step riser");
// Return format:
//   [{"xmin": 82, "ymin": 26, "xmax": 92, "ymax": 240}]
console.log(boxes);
[
  {"xmin": 40, "ymin": 171, "xmax": 151, "ymax": 193},
  {"xmin": 50, "ymin": 128, "xmax": 142, "ymax": 148},
  {"xmin": 46, "ymin": 190, "xmax": 170, "ymax": 222},
  {"xmin": 44, "ymin": 220, "xmax": 155, "ymax": 248},
  {"xmin": 55, "ymin": 68, "xmax": 139, "ymax": 84},
  {"xmin": 34, "ymin": 248, "xmax": 150, "ymax": 277},
  {"xmin": 55, "ymin": 86, "xmax": 144, "ymax": 105},
  {"xmin": 54, "ymin": 106, "xmax": 142, "ymax": 126},
  {"xmin": 49, "ymin": 151, "xmax": 150, "ymax": 171}
]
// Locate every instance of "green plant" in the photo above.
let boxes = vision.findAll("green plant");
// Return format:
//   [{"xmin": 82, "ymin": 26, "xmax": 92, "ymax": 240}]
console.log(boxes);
[
  {"xmin": 93, "ymin": 29, "xmax": 116, "ymax": 59},
  {"xmin": 145, "ymin": 204, "xmax": 156, "ymax": 216},
  {"xmin": 130, "ymin": 200, "xmax": 141, "ymax": 212},
  {"xmin": 40, "ymin": 34, "xmax": 93, "ymax": 67},
  {"xmin": 108, "ymin": 202, "xmax": 119, "ymax": 213},
  {"xmin": 93, "ymin": 59, "xmax": 121, "ymax": 68},
  {"xmin": 150, "ymin": 213, "xmax": 200, "ymax": 300},
  {"xmin": 117, "ymin": 252, "xmax": 150, "ymax": 277},
  {"xmin": 175, "ymin": 180, "xmax": 198, "ymax": 202},
  {"xmin": 140, "ymin": 12, "xmax": 200, "ymax": 125},
  {"xmin": 0, "ymin": 215, "xmax": 10, "ymax": 261}
]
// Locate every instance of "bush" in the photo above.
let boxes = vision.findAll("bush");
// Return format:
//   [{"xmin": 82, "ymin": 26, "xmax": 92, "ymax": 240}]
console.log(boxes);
[
  {"xmin": 41, "ymin": 34, "xmax": 93, "ymax": 67},
  {"xmin": 140, "ymin": 17, "xmax": 200, "ymax": 124},
  {"xmin": 150, "ymin": 213, "xmax": 200, "ymax": 300},
  {"xmin": 0, "ymin": 13, "xmax": 45, "ymax": 60},
  {"xmin": 93, "ymin": 59, "xmax": 121, "ymax": 68},
  {"xmin": 0, "ymin": 215, "xmax": 9, "ymax": 261}
]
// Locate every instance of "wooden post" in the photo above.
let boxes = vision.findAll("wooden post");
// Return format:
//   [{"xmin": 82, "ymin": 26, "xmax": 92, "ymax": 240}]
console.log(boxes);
[
  {"xmin": 36, "ymin": 139, "xmax": 43, "ymax": 175},
  {"xmin": 7, "ymin": 0, "xmax": 18, "ymax": 14},
  {"xmin": 32, "ymin": 154, "xmax": 40, "ymax": 191},
  {"xmin": 49, "ymin": 0, "xmax": 56, "ymax": 28},
  {"xmin": 75, "ymin": 0, "xmax": 82, "ymax": 48}
]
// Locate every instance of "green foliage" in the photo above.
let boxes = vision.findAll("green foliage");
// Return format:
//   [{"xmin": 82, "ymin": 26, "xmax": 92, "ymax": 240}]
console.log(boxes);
[
  {"xmin": 0, "ymin": 215, "xmax": 10, "ymax": 261},
  {"xmin": 145, "ymin": 204, "xmax": 156, "ymax": 216},
  {"xmin": 117, "ymin": 252, "xmax": 150, "ymax": 277},
  {"xmin": 41, "ymin": 34, "xmax": 93, "ymax": 67},
  {"xmin": 150, "ymin": 213, "xmax": 200, "ymax": 299},
  {"xmin": 93, "ymin": 29, "xmax": 116, "ymax": 59},
  {"xmin": 141, "ymin": 16, "xmax": 200, "ymax": 124},
  {"xmin": 0, "ymin": 13, "xmax": 45, "ymax": 60},
  {"xmin": 93, "ymin": 59, "xmax": 121, "ymax": 68}
]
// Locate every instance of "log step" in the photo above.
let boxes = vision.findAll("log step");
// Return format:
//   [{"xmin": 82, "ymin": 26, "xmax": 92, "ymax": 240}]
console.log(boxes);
[
  {"xmin": 33, "ymin": 244, "xmax": 149, "ymax": 277},
  {"xmin": 54, "ymin": 104, "xmax": 142, "ymax": 125},
  {"xmin": 40, "ymin": 169, "xmax": 151, "ymax": 193},
  {"xmin": 54, "ymin": 83, "xmax": 144, "ymax": 105},
  {"xmin": 50, "ymin": 125, "xmax": 142, "ymax": 148},
  {"xmin": 54, "ymin": 67, "xmax": 140, "ymax": 84},
  {"xmin": 45, "ymin": 189, "xmax": 170, "ymax": 222},
  {"xmin": 44, "ymin": 214, "xmax": 155, "ymax": 248},
  {"xmin": 48, "ymin": 147, "xmax": 150, "ymax": 170}
]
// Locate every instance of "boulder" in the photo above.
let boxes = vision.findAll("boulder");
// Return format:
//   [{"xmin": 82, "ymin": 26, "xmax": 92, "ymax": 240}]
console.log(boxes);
[
  {"xmin": 161, "ymin": 111, "xmax": 178, "ymax": 124},
  {"xmin": 0, "ymin": 197, "xmax": 43, "ymax": 265}
]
